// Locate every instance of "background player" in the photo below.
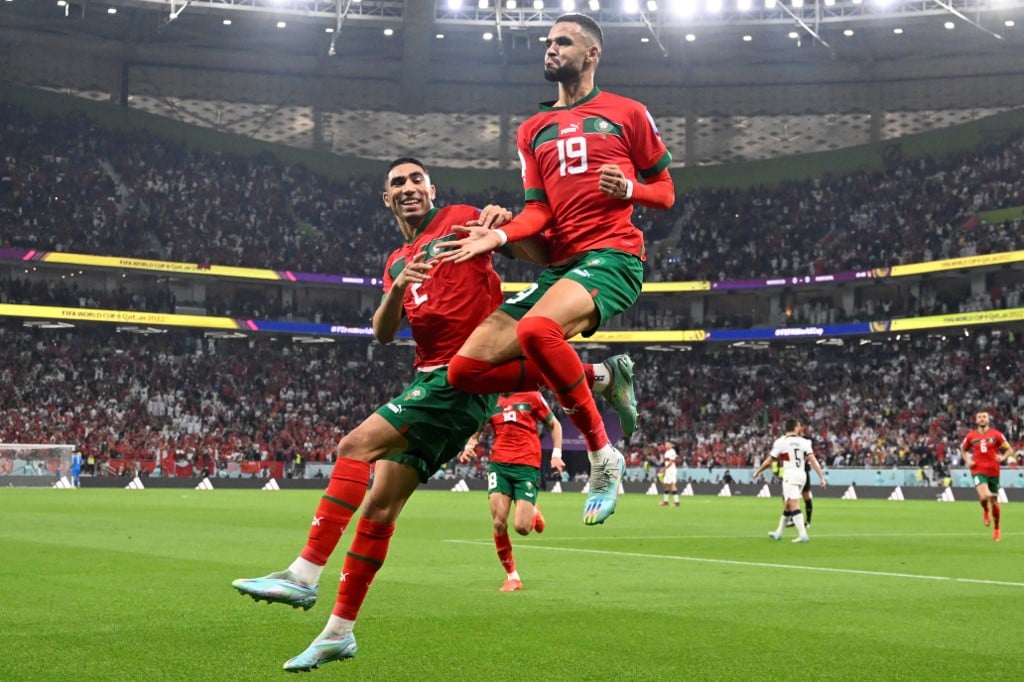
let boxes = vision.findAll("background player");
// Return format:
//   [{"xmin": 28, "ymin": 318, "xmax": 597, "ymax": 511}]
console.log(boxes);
[
  {"xmin": 753, "ymin": 418, "xmax": 826, "ymax": 543},
  {"xmin": 438, "ymin": 13, "xmax": 676, "ymax": 527},
  {"xmin": 658, "ymin": 441, "xmax": 679, "ymax": 506},
  {"xmin": 231, "ymin": 158, "xmax": 512, "ymax": 672},
  {"xmin": 961, "ymin": 410, "xmax": 1014, "ymax": 541},
  {"xmin": 459, "ymin": 391, "xmax": 564, "ymax": 591}
]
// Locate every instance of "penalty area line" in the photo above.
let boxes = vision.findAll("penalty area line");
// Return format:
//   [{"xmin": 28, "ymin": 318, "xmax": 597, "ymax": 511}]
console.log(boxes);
[{"xmin": 444, "ymin": 539, "xmax": 1024, "ymax": 589}]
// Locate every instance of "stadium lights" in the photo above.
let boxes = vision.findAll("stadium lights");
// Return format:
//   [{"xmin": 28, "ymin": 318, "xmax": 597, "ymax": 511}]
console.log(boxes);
[
  {"xmin": 791, "ymin": 0, "xmax": 803, "ymax": 8},
  {"xmin": 944, "ymin": 20, "xmax": 955, "ymax": 29},
  {"xmin": 447, "ymin": 0, "xmax": 463, "ymax": 9},
  {"xmin": 737, "ymin": 0, "xmax": 751, "ymax": 10},
  {"xmin": 562, "ymin": 0, "xmax": 576, "ymax": 11},
  {"xmin": 1007, "ymin": 19, "xmax": 1016, "ymax": 26},
  {"xmin": 589, "ymin": 0, "xmax": 600, "ymax": 10},
  {"xmin": 893, "ymin": 26, "xmax": 903, "ymax": 33}
]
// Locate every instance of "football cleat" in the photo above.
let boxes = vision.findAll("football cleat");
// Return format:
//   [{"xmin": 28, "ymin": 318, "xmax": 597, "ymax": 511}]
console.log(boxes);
[
  {"xmin": 993, "ymin": 528, "xmax": 1001, "ymax": 542},
  {"xmin": 283, "ymin": 633, "xmax": 357, "ymax": 672},
  {"xmin": 532, "ymin": 507, "xmax": 546, "ymax": 534},
  {"xmin": 792, "ymin": 535, "xmax": 810, "ymax": 543},
  {"xmin": 768, "ymin": 531, "xmax": 782, "ymax": 541},
  {"xmin": 500, "ymin": 578, "xmax": 523, "ymax": 592},
  {"xmin": 599, "ymin": 355, "xmax": 639, "ymax": 440},
  {"xmin": 983, "ymin": 510, "xmax": 991, "ymax": 527},
  {"xmin": 657, "ymin": 501, "xmax": 669, "ymax": 507},
  {"xmin": 232, "ymin": 571, "xmax": 318, "ymax": 611},
  {"xmin": 583, "ymin": 448, "xmax": 626, "ymax": 526}
]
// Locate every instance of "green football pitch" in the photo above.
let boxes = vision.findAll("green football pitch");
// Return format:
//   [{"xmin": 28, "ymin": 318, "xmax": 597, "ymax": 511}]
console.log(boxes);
[{"xmin": 2, "ymin": 488, "xmax": 1020, "ymax": 681}]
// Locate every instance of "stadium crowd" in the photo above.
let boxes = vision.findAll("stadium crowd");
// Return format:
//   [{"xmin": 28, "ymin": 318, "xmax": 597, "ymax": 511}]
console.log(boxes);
[
  {"xmin": 3, "ymin": 103, "xmax": 1024, "ymax": 286},
  {"xmin": 1, "ymin": 325, "xmax": 1020, "ymax": 478}
]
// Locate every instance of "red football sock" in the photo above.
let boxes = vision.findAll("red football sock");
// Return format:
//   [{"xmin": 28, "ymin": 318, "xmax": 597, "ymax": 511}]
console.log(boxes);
[
  {"xmin": 332, "ymin": 517, "xmax": 395, "ymax": 620},
  {"xmin": 517, "ymin": 315, "xmax": 608, "ymax": 451},
  {"xmin": 981, "ymin": 499, "xmax": 989, "ymax": 511},
  {"xmin": 992, "ymin": 503, "xmax": 1001, "ymax": 529},
  {"xmin": 299, "ymin": 458, "xmax": 371, "ymax": 566},
  {"xmin": 494, "ymin": 531, "xmax": 515, "ymax": 574},
  {"xmin": 448, "ymin": 354, "xmax": 546, "ymax": 393}
]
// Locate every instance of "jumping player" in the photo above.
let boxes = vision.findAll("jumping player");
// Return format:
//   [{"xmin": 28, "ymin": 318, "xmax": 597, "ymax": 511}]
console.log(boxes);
[{"xmin": 438, "ymin": 13, "xmax": 675, "ymax": 527}]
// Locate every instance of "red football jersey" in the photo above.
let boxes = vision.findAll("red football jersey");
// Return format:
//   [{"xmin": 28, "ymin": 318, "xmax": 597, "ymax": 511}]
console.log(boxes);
[
  {"xmin": 381, "ymin": 205, "xmax": 503, "ymax": 368},
  {"xmin": 516, "ymin": 88, "xmax": 672, "ymax": 263},
  {"xmin": 961, "ymin": 428, "xmax": 1008, "ymax": 477},
  {"xmin": 488, "ymin": 392, "xmax": 553, "ymax": 468}
]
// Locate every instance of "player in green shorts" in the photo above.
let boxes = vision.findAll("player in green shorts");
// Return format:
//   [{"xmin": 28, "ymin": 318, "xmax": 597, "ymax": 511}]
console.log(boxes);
[
  {"xmin": 232, "ymin": 157, "xmax": 518, "ymax": 672},
  {"xmin": 961, "ymin": 410, "xmax": 1016, "ymax": 542},
  {"xmin": 438, "ymin": 14, "xmax": 676, "ymax": 527},
  {"xmin": 459, "ymin": 391, "xmax": 564, "ymax": 591}
]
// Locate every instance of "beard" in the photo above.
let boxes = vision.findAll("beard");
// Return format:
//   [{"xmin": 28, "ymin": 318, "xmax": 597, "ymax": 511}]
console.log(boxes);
[{"xmin": 543, "ymin": 63, "xmax": 577, "ymax": 83}]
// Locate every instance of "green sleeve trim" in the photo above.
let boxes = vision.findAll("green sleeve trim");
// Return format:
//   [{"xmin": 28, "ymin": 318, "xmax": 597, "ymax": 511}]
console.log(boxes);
[{"xmin": 639, "ymin": 151, "xmax": 672, "ymax": 178}]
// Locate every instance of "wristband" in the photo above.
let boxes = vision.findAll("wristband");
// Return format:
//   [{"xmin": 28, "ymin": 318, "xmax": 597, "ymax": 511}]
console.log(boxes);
[
  {"xmin": 493, "ymin": 228, "xmax": 508, "ymax": 247},
  {"xmin": 551, "ymin": 448, "xmax": 562, "ymax": 459},
  {"xmin": 623, "ymin": 179, "xmax": 634, "ymax": 200}
]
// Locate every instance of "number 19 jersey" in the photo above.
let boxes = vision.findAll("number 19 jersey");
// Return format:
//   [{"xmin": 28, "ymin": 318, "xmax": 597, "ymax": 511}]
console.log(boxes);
[{"xmin": 516, "ymin": 88, "xmax": 672, "ymax": 264}]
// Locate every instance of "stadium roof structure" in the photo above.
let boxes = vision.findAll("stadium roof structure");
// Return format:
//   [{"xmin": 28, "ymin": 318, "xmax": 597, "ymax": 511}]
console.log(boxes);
[{"xmin": 3, "ymin": 1, "xmax": 1024, "ymax": 167}]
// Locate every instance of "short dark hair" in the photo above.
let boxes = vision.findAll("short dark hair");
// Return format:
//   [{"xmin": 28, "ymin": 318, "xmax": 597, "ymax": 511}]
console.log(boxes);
[
  {"xmin": 387, "ymin": 156, "xmax": 427, "ymax": 174},
  {"xmin": 784, "ymin": 417, "xmax": 801, "ymax": 433},
  {"xmin": 385, "ymin": 157, "xmax": 428, "ymax": 188},
  {"xmin": 555, "ymin": 13, "xmax": 603, "ymax": 48}
]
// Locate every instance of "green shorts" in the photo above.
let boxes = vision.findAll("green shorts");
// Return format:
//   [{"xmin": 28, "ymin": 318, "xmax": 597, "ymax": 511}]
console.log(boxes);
[
  {"xmin": 498, "ymin": 249, "xmax": 643, "ymax": 336},
  {"xmin": 972, "ymin": 473, "xmax": 1001, "ymax": 493},
  {"xmin": 376, "ymin": 368, "xmax": 497, "ymax": 483},
  {"xmin": 487, "ymin": 462, "xmax": 541, "ymax": 504}
]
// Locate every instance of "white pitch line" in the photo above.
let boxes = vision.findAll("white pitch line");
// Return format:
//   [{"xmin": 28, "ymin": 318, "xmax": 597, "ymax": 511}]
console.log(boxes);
[{"xmin": 444, "ymin": 540, "xmax": 1024, "ymax": 588}]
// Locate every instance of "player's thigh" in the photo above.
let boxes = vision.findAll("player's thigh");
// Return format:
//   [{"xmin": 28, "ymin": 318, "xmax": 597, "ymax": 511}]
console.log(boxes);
[
  {"xmin": 489, "ymin": 490, "xmax": 513, "ymax": 522},
  {"xmin": 526, "ymin": 249, "xmax": 643, "ymax": 337},
  {"xmin": 456, "ymin": 309, "xmax": 522, "ymax": 363},
  {"xmin": 525, "ymin": 277, "xmax": 601, "ymax": 338},
  {"xmin": 361, "ymin": 459, "xmax": 422, "ymax": 524},
  {"xmin": 337, "ymin": 413, "xmax": 409, "ymax": 462},
  {"xmin": 782, "ymin": 480, "xmax": 804, "ymax": 502},
  {"xmin": 512, "ymin": 499, "xmax": 536, "ymax": 532}
]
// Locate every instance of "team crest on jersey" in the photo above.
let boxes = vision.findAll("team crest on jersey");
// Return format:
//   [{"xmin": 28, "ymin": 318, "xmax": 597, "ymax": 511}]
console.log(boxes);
[
  {"xmin": 404, "ymin": 388, "xmax": 425, "ymax": 400},
  {"xmin": 586, "ymin": 258, "xmax": 603, "ymax": 266}
]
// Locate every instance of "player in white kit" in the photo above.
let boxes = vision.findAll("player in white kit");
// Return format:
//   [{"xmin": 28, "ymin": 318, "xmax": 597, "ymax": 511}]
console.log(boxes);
[{"xmin": 753, "ymin": 418, "xmax": 826, "ymax": 543}]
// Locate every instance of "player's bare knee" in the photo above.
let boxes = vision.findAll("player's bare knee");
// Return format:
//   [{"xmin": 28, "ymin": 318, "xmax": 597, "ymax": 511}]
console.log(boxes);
[
  {"xmin": 513, "ymin": 521, "xmax": 532, "ymax": 536},
  {"xmin": 492, "ymin": 519, "xmax": 508, "ymax": 536},
  {"xmin": 336, "ymin": 432, "xmax": 375, "ymax": 462}
]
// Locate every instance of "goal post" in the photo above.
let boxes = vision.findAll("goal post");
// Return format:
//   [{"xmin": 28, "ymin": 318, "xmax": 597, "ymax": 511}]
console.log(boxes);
[{"xmin": 0, "ymin": 443, "xmax": 77, "ymax": 477}]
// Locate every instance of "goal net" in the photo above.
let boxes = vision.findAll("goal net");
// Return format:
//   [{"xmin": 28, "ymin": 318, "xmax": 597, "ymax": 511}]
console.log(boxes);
[{"xmin": 0, "ymin": 443, "xmax": 76, "ymax": 477}]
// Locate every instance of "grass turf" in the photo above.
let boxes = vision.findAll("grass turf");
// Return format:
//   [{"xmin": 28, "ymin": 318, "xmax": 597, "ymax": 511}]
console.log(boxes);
[{"xmin": 1, "ymin": 488, "xmax": 1020, "ymax": 681}]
